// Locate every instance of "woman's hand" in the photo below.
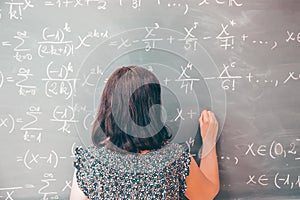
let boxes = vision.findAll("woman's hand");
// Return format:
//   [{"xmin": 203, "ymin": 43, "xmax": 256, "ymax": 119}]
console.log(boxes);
[
  {"xmin": 199, "ymin": 110, "xmax": 218, "ymax": 142},
  {"xmin": 185, "ymin": 110, "xmax": 220, "ymax": 200}
]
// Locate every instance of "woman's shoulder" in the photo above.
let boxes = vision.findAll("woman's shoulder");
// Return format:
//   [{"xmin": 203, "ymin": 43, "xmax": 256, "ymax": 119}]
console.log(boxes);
[{"xmin": 74, "ymin": 143, "xmax": 190, "ymax": 172}]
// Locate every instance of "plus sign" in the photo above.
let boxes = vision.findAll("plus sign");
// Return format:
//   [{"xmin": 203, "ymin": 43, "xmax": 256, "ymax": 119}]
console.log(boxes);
[
  {"xmin": 241, "ymin": 34, "xmax": 248, "ymax": 41},
  {"xmin": 187, "ymin": 109, "xmax": 197, "ymax": 119},
  {"xmin": 246, "ymin": 72, "xmax": 253, "ymax": 82},
  {"xmin": 167, "ymin": 35, "xmax": 175, "ymax": 44},
  {"xmin": 229, "ymin": 20, "xmax": 236, "ymax": 26},
  {"xmin": 163, "ymin": 77, "xmax": 171, "ymax": 85}
]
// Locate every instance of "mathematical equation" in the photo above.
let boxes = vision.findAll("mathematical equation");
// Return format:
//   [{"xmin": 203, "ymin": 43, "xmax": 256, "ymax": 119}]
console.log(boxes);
[
  {"xmin": 1, "ymin": 25, "xmax": 109, "ymax": 62},
  {"xmin": 247, "ymin": 172, "xmax": 300, "ymax": 190},
  {"xmin": 0, "ymin": 0, "xmax": 244, "ymax": 21},
  {"xmin": 0, "ymin": 61, "xmax": 78, "ymax": 99},
  {"xmin": 187, "ymin": 135, "xmax": 300, "ymax": 164},
  {"xmin": 107, "ymin": 22, "xmax": 300, "ymax": 54},
  {"xmin": 0, "ymin": 105, "xmax": 79, "ymax": 143},
  {"xmin": 245, "ymin": 139, "xmax": 300, "ymax": 162},
  {"xmin": 0, "ymin": 173, "xmax": 72, "ymax": 200},
  {"xmin": 204, "ymin": 61, "xmax": 300, "ymax": 91},
  {"xmin": 16, "ymin": 143, "xmax": 76, "ymax": 170},
  {"xmin": 1, "ymin": 0, "xmax": 300, "ymax": 199}
]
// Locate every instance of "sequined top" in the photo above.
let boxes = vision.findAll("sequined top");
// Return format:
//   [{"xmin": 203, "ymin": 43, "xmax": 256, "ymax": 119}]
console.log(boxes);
[{"xmin": 74, "ymin": 143, "xmax": 191, "ymax": 200}]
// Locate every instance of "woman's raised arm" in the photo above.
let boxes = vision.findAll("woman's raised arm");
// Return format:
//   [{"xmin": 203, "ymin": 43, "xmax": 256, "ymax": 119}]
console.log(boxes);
[{"xmin": 185, "ymin": 110, "xmax": 220, "ymax": 200}]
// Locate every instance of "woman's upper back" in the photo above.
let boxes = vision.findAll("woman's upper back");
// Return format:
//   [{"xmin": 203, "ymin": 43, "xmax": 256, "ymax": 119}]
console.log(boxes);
[{"xmin": 74, "ymin": 143, "xmax": 190, "ymax": 200}]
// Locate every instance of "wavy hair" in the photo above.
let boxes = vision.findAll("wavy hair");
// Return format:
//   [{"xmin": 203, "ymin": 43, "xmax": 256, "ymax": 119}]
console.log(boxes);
[{"xmin": 92, "ymin": 66, "xmax": 172, "ymax": 153}]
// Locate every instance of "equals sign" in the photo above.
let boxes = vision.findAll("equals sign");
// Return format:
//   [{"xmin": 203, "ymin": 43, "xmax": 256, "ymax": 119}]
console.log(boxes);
[
  {"xmin": 44, "ymin": 1, "xmax": 55, "ymax": 6},
  {"xmin": 6, "ymin": 77, "xmax": 14, "ymax": 82},
  {"xmin": 2, "ymin": 41, "xmax": 12, "ymax": 46},
  {"xmin": 109, "ymin": 41, "xmax": 118, "ymax": 46},
  {"xmin": 16, "ymin": 118, "xmax": 23, "ymax": 123}
]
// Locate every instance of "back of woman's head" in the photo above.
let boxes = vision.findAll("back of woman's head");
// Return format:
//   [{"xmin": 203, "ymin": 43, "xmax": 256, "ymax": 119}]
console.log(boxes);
[{"xmin": 92, "ymin": 66, "xmax": 172, "ymax": 153}]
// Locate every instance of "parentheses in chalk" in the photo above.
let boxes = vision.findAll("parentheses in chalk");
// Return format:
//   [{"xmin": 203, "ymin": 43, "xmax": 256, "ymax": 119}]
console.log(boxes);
[
  {"xmin": 24, "ymin": 149, "xmax": 32, "ymax": 170},
  {"xmin": 51, "ymin": 106, "xmax": 60, "ymax": 121},
  {"xmin": 0, "ymin": 70, "xmax": 3, "ymax": 88},
  {"xmin": 58, "ymin": 29, "xmax": 65, "ymax": 43},
  {"xmin": 44, "ymin": 81, "xmax": 54, "ymax": 98},
  {"xmin": 65, "ymin": 81, "xmax": 73, "ymax": 100},
  {"xmin": 83, "ymin": 113, "xmax": 91, "ymax": 130},
  {"xmin": 269, "ymin": 140, "xmax": 276, "ymax": 159},
  {"xmin": 82, "ymin": 113, "xmax": 88, "ymax": 130},
  {"xmin": 51, "ymin": 150, "xmax": 58, "ymax": 168},
  {"xmin": 37, "ymin": 45, "xmax": 44, "ymax": 58},
  {"xmin": 8, "ymin": 114, "xmax": 15, "ymax": 133},
  {"xmin": 67, "ymin": 106, "xmax": 76, "ymax": 121},
  {"xmin": 70, "ymin": 143, "xmax": 76, "ymax": 158},
  {"xmin": 234, "ymin": 156, "xmax": 239, "ymax": 165},
  {"xmin": 274, "ymin": 172, "xmax": 280, "ymax": 189}
]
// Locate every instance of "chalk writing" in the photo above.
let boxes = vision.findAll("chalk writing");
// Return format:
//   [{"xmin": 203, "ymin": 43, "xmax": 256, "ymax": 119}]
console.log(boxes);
[
  {"xmin": 5, "ymin": 0, "xmax": 34, "ymax": 20},
  {"xmin": 1, "ymin": 107, "xmax": 42, "ymax": 143},
  {"xmin": 81, "ymin": 65, "xmax": 104, "ymax": 87},
  {"xmin": 50, "ymin": 106, "xmax": 78, "ymax": 133},
  {"xmin": 0, "ymin": 1, "xmax": 300, "ymax": 199},
  {"xmin": 286, "ymin": 30, "xmax": 300, "ymax": 43},
  {"xmin": 216, "ymin": 23, "xmax": 235, "ymax": 50},
  {"xmin": 20, "ymin": 106, "xmax": 43, "ymax": 143},
  {"xmin": 16, "ymin": 149, "xmax": 69, "ymax": 170},
  {"xmin": 75, "ymin": 29, "xmax": 109, "ymax": 50},
  {"xmin": 198, "ymin": 0, "xmax": 243, "ymax": 7},
  {"xmin": 38, "ymin": 25, "xmax": 74, "ymax": 57},
  {"xmin": 179, "ymin": 22, "xmax": 199, "ymax": 51},
  {"xmin": 245, "ymin": 139, "xmax": 300, "ymax": 161},
  {"xmin": 44, "ymin": 0, "xmax": 107, "ymax": 10},
  {"xmin": 13, "ymin": 31, "xmax": 32, "ymax": 62},
  {"xmin": 247, "ymin": 172, "xmax": 300, "ymax": 190},
  {"xmin": 175, "ymin": 62, "xmax": 200, "ymax": 94},
  {"xmin": 42, "ymin": 61, "xmax": 78, "ymax": 100},
  {"xmin": 15, "ymin": 68, "xmax": 36, "ymax": 96}
]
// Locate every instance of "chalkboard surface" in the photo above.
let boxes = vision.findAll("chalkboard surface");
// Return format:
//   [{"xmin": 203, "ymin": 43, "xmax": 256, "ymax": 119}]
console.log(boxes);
[{"xmin": 1, "ymin": 0, "xmax": 300, "ymax": 199}]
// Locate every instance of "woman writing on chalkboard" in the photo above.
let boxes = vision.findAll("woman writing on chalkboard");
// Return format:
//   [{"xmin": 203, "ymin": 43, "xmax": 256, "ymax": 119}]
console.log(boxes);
[{"xmin": 70, "ymin": 66, "xmax": 220, "ymax": 200}]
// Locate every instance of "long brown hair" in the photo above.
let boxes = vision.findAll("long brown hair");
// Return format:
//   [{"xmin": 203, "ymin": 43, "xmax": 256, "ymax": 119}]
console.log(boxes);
[{"xmin": 92, "ymin": 66, "xmax": 172, "ymax": 153}]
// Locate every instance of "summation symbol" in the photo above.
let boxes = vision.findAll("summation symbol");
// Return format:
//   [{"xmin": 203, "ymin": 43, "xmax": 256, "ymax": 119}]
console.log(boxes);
[
  {"xmin": 13, "ymin": 31, "xmax": 33, "ymax": 62},
  {"xmin": 38, "ymin": 173, "xmax": 58, "ymax": 200},
  {"xmin": 20, "ymin": 106, "xmax": 43, "ymax": 143},
  {"xmin": 15, "ymin": 67, "xmax": 37, "ymax": 96}
]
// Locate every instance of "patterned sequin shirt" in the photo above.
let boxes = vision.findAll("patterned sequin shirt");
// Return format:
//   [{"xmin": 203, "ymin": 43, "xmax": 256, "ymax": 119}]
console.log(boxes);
[{"xmin": 74, "ymin": 143, "xmax": 191, "ymax": 200}]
